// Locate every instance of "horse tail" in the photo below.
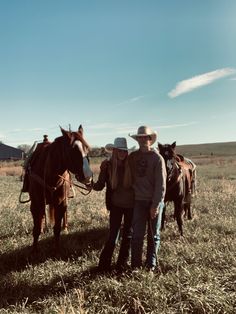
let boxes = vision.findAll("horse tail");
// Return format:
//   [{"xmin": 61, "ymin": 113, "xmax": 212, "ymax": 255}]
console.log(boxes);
[
  {"xmin": 191, "ymin": 166, "xmax": 197, "ymax": 196},
  {"xmin": 186, "ymin": 159, "xmax": 197, "ymax": 196},
  {"xmin": 185, "ymin": 177, "xmax": 191, "ymax": 204}
]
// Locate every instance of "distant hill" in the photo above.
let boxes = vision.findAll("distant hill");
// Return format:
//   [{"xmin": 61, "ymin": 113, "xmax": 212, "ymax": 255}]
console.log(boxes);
[
  {"xmin": 89, "ymin": 141, "xmax": 236, "ymax": 158},
  {"xmin": 175, "ymin": 141, "xmax": 236, "ymax": 157}
]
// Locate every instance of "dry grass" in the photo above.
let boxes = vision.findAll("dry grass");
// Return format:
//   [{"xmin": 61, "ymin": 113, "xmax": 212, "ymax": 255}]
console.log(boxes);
[
  {"xmin": 0, "ymin": 160, "xmax": 23, "ymax": 177},
  {"xmin": 0, "ymin": 157, "xmax": 235, "ymax": 313}
]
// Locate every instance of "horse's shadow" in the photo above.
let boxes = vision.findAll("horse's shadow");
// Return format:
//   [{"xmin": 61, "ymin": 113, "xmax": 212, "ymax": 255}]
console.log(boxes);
[
  {"xmin": 0, "ymin": 264, "xmax": 119, "ymax": 310},
  {"xmin": 0, "ymin": 227, "xmax": 107, "ymax": 276},
  {"xmin": 0, "ymin": 227, "xmax": 109, "ymax": 308},
  {"xmin": 0, "ymin": 225, "xmax": 173, "ymax": 309}
]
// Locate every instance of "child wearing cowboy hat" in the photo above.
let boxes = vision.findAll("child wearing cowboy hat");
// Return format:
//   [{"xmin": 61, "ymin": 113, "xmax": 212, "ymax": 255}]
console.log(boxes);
[
  {"xmin": 93, "ymin": 137, "xmax": 134, "ymax": 271},
  {"xmin": 128, "ymin": 126, "xmax": 166, "ymax": 271}
]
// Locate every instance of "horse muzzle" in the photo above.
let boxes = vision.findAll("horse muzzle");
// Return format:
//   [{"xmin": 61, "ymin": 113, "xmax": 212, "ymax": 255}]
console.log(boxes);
[{"xmin": 75, "ymin": 157, "xmax": 93, "ymax": 185}]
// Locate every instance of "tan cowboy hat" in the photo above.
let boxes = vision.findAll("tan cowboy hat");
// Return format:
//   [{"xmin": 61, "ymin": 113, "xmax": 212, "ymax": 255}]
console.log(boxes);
[
  {"xmin": 105, "ymin": 137, "xmax": 128, "ymax": 153},
  {"xmin": 129, "ymin": 125, "xmax": 157, "ymax": 146}
]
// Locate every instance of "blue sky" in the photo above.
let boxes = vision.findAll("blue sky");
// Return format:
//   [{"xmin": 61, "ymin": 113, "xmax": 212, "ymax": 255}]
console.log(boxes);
[{"xmin": 0, "ymin": 0, "xmax": 235, "ymax": 149}]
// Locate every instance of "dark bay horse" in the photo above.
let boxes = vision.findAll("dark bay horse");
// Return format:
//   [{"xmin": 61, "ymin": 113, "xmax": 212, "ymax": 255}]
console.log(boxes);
[
  {"xmin": 28, "ymin": 125, "xmax": 93, "ymax": 251},
  {"xmin": 158, "ymin": 142, "xmax": 196, "ymax": 236}
]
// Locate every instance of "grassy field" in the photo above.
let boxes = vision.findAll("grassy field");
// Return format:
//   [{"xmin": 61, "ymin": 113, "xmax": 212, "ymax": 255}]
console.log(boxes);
[
  {"xmin": 0, "ymin": 156, "xmax": 235, "ymax": 313},
  {"xmin": 176, "ymin": 141, "xmax": 236, "ymax": 157}
]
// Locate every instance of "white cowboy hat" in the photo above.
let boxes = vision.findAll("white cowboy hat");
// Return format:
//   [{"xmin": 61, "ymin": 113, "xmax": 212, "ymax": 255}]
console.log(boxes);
[
  {"xmin": 105, "ymin": 137, "xmax": 128, "ymax": 153},
  {"xmin": 129, "ymin": 126, "xmax": 157, "ymax": 146}
]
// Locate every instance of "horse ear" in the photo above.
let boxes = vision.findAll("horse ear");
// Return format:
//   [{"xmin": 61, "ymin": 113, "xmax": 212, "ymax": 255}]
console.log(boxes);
[
  {"xmin": 60, "ymin": 126, "xmax": 71, "ymax": 139},
  {"xmin": 158, "ymin": 142, "xmax": 162, "ymax": 150},
  {"xmin": 171, "ymin": 142, "xmax": 176, "ymax": 149},
  {"xmin": 60, "ymin": 126, "xmax": 66, "ymax": 135},
  {"xmin": 78, "ymin": 125, "xmax": 83, "ymax": 134}
]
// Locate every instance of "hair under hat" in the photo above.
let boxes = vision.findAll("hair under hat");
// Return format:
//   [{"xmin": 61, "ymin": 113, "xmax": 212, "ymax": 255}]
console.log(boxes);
[{"xmin": 105, "ymin": 137, "xmax": 128, "ymax": 153}]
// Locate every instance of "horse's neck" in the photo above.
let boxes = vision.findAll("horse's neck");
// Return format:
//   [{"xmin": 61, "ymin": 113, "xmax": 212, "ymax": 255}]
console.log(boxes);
[
  {"xmin": 167, "ymin": 162, "xmax": 181, "ymax": 183},
  {"xmin": 44, "ymin": 143, "xmax": 67, "ymax": 183}
]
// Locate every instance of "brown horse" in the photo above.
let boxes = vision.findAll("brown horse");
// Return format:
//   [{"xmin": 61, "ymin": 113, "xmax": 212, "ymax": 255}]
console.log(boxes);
[
  {"xmin": 158, "ymin": 142, "xmax": 196, "ymax": 236},
  {"xmin": 28, "ymin": 125, "xmax": 93, "ymax": 251}
]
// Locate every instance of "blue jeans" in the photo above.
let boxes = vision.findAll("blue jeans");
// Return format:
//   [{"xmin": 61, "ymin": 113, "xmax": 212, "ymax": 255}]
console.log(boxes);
[
  {"xmin": 131, "ymin": 200, "xmax": 164, "ymax": 268},
  {"xmin": 99, "ymin": 205, "xmax": 133, "ymax": 269}
]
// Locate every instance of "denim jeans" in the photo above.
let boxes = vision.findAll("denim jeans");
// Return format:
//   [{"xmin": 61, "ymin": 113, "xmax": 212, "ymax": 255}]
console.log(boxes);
[
  {"xmin": 99, "ymin": 205, "xmax": 133, "ymax": 269},
  {"xmin": 131, "ymin": 200, "xmax": 164, "ymax": 268}
]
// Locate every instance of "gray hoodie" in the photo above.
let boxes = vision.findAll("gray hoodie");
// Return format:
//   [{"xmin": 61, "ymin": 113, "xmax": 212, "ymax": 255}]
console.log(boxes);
[{"xmin": 128, "ymin": 149, "xmax": 166, "ymax": 209}]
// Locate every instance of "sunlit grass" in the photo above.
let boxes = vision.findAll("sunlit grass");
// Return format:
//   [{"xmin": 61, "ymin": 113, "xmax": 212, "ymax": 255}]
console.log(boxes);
[{"xmin": 0, "ymin": 157, "xmax": 235, "ymax": 313}]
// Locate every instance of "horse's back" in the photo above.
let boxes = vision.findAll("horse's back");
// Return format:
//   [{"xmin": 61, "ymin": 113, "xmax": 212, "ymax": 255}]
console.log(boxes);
[{"xmin": 176, "ymin": 154, "xmax": 196, "ymax": 171}]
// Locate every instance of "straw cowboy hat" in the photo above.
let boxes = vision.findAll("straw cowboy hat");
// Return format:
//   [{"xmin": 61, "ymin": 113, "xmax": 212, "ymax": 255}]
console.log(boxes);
[
  {"xmin": 105, "ymin": 137, "xmax": 128, "ymax": 153},
  {"xmin": 129, "ymin": 126, "xmax": 157, "ymax": 146}
]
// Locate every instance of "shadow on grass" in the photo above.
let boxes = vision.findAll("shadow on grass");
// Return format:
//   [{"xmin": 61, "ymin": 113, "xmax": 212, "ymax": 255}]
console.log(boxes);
[
  {"xmin": 0, "ymin": 227, "xmax": 172, "ymax": 310},
  {"xmin": 0, "ymin": 264, "xmax": 119, "ymax": 310},
  {"xmin": 0, "ymin": 227, "xmax": 110, "ymax": 308},
  {"xmin": 0, "ymin": 226, "xmax": 107, "ymax": 276}
]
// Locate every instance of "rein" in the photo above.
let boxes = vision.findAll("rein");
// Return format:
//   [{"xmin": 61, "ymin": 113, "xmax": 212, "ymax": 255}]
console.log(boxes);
[
  {"xmin": 19, "ymin": 134, "xmax": 92, "ymax": 204},
  {"xmin": 58, "ymin": 174, "xmax": 92, "ymax": 196},
  {"xmin": 19, "ymin": 171, "xmax": 66, "ymax": 204}
]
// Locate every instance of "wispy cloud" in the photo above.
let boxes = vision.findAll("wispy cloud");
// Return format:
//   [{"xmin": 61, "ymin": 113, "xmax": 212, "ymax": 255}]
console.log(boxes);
[
  {"xmin": 87, "ymin": 122, "xmax": 117, "ymax": 130},
  {"xmin": 113, "ymin": 95, "xmax": 145, "ymax": 107},
  {"xmin": 168, "ymin": 68, "xmax": 236, "ymax": 98},
  {"xmin": 87, "ymin": 122, "xmax": 140, "ymax": 136},
  {"xmin": 154, "ymin": 121, "xmax": 198, "ymax": 129}
]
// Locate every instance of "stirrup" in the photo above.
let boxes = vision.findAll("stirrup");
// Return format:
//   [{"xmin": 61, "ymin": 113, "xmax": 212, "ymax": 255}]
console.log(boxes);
[{"xmin": 19, "ymin": 190, "xmax": 31, "ymax": 203}]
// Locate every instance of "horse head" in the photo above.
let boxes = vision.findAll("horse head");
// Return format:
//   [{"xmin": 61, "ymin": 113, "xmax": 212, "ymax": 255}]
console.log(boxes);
[
  {"xmin": 158, "ymin": 142, "xmax": 178, "ymax": 182},
  {"xmin": 60, "ymin": 126, "xmax": 93, "ymax": 186}
]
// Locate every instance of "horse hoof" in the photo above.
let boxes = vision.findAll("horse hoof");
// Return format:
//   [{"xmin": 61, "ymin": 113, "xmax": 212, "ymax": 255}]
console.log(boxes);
[{"xmin": 31, "ymin": 246, "xmax": 39, "ymax": 255}]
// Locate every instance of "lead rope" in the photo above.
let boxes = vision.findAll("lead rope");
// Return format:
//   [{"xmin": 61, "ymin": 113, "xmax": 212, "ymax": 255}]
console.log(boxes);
[{"xmin": 58, "ymin": 174, "xmax": 92, "ymax": 196}]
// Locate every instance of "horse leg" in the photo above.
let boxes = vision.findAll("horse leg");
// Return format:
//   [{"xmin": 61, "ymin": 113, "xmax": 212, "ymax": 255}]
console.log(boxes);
[
  {"xmin": 31, "ymin": 204, "xmax": 45, "ymax": 251},
  {"xmin": 62, "ymin": 210, "xmax": 68, "ymax": 234},
  {"xmin": 161, "ymin": 204, "xmax": 166, "ymax": 231},
  {"xmin": 48, "ymin": 204, "xmax": 55, "ymax": 228},
  {"xmin": 53, "ymin": 201, "xmax": 67, "ymax": 251},
  {"xmin": 40, "ymin": 214, "xmax": 46, "ymax": 233},
  {"xmin": 184, "ymin": 192, "xmax": 192, "ymax": 220},
  {"xmin": 174, "ymin": 200, "xmax": 184, "ymax": 236}
]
